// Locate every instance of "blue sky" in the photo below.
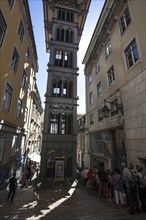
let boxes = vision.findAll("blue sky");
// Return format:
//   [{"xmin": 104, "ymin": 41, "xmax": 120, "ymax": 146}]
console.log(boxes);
[{"xmin": 29, "ymin": 0, "xmax": 105, "ymax": 114}]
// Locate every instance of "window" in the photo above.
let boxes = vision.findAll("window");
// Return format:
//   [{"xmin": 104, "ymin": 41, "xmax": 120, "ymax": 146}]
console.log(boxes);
[
  {"xmin": 125, "ymin": 38, "xmax": 140, "ymax": 69},
  {"xmin": 105, "ymin": 39, "xmax": 112, "ymax": 58},
  {"xmin": 55, "ymin": 49, "xmax": 72, "ymax": 68},
  {"xmin": 50, "ymin": 113, "xmax": 59, "ymax": 134},
  {"xmin": 97, "ymin": 81, "xmax": 102, "ymax": 97},
  {"xmin": 119, "ymin": 6, "xmax": 131, "ymax": 35},
  {"xmin": 21, "ymin": 70, "xmax": 27, "ymax": 88},
  {"xmin": 110, "ymin": 99, "xmax": 118, "ymax": 116},
  {"xmin": 24, "ymin": 107, "xmax": 28, "ymax": 122},
  {"xmin": 17, "ymin": 98, "xmax": 22, "ymax": 119},
  {"xmin": 10, "ymin": 47, "xmax": 19, "ymax": 73},
  {"xmin": 0, "ymin": 133, "xmax": 6, "ymax": 162},
  {"xmin": 26, "ymin": 47, "xmax": 30, "ymax": 62},
  {"xmin": 27, "ymin": 84, "xmax": 31, "ymax": 96},
  {"xmin": 57, "ymin": 9, "xmax": 74, "ymax": 22},
  {"xmin": 10, "ymin": 135, "xmax": 18, "ymax": 157},
  {"xmin": 98, "ymin": 109, "xmax": 103, "ymax": 122},
  {"xmin": 0, "ymin": 10, "xmax": 7, "ymax": 47},
  {"xmin": 107, "ymin": 66, "xmax": 115, "ymax": 87},
  {"xmin": 61, "ymin": 112, "xmax": 66, "ymax": 134},
  {"xmin": 90, "ymin": 114, "xmax": 94, "ymax": 125},
  {"xmin": 88, "ymin": 73, "xmax": 92, "ymax": 84},
  {"xmin": 8, "ymin": 0, "xmax": 14, "ymax": 8},
  {"xmin": 89, "ymin": 92, "xmax": 93, "ymax": 105},
  {"xmin": 18, "ymin": 20, "xmax": 24, "ymax": 42},
  {"xmin": 2, "ymin": 83, "xmax": 13, "ymax": 111},
  {"xmin": 52, "ymin": 80, "xmax": 61, "ymax": 97},
  {"xmin": 96, "ymin": 59, "xmax": 100, "ymax": 73}
]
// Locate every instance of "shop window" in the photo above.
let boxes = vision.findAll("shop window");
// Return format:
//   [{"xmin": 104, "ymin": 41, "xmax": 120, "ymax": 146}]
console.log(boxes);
[
  {"xmin": 10, "ymin": 135, "xmax": 18, "ymax": 157},
  {"xmin": 0, "ymin": 133, "xmax": 6, "ymax": 162}
]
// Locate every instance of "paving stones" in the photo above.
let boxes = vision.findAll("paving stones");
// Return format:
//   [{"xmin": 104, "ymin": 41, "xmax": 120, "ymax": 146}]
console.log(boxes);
[{"xmin": 0, "ymin": 181, "xmax": 146, "ymax": 220}]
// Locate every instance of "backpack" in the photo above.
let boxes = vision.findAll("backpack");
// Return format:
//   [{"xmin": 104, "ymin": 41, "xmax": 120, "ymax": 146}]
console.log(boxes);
[
  {"xmin": 98, "ymin": 170, "xmax": 107, "ymax": 182},
  {"xmin": 128, "ymin": 170, "xmax": 140, "ymax": 189}
]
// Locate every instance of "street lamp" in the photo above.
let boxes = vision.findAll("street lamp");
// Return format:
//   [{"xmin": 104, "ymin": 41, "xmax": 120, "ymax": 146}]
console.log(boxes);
[{"xmin": 102, "ymin": 99, "xmax": 123, "ymax": 118}]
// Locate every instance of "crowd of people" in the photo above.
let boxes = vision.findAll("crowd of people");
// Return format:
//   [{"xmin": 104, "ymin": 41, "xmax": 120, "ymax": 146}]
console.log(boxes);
[{"xmin": 78, "ymin": 162, "xmax": 146, "ymax": 215}]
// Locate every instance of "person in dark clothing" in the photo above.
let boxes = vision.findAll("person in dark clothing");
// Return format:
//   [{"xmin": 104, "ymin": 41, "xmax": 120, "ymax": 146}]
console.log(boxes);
[{"xmin": 7, "ymin": 173, "xmax": 17, "ymax": 201}]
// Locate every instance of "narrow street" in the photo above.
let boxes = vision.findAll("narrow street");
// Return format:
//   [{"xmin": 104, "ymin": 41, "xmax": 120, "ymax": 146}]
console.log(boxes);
[{"xmin": 0, "ymin": 180, "xmax": 145, "ymax": 220}]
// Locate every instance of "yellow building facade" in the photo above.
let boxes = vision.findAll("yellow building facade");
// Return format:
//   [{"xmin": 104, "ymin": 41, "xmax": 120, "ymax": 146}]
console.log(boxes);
[{"xmin": 0, "ymin": 0, "xmax": 40, "ymax": 186}]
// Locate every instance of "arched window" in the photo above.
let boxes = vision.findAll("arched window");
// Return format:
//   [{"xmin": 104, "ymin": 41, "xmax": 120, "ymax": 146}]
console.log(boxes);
[
  {"xmin": 70, "ymin": 31, "xmax": 74, "ymax": 43},
  {"xmin": 66, "ymin": 30, "xmax": 69, "ymax": 42},
  {"xmin": 57, "ymin": 28, "xmax": 60, "ymax": 41},
  {"xmin": 52, "ymin": 79, "xmax": 61, "ymax": 97},
  {"xmin": 61, "ymin": 29, "xmax": 64, "ymax": 41},
  {"xmin": 55, "ymin": 50, "xmax": 63, "ymax": 67},
  {"xmin": 63, "ymin": 81, "xmax": 68, "ymax": 97},
  {"xmin": 50, "ymin": 113, "xmax": 59, "ymax": 134},
  {"xmin": 69, "ymin": 81, "xmax": 73, "ymax": 98}
]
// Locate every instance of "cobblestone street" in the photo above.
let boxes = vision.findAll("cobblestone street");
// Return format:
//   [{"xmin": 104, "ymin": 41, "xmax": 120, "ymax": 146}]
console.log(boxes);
[{"xmin": 0, "ymin": 179, "xmax": 146, "ymax": 220}]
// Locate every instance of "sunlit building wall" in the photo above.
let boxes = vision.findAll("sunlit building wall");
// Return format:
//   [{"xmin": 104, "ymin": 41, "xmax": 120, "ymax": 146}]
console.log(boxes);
[
  {"xmin": 83, "ymin": 0, "xmax": 146, "ymax": 170},
  {"xmin": 0, "ymin": 0, "xmax": 39, "ymax": 185}
]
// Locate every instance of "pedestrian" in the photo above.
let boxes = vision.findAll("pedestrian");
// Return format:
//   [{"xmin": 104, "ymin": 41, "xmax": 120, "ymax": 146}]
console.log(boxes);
[
  {"xmin": 7, "ymin": 172, "xmax": 17, "ymax": 201},
  {"xmin": 126, "ymin": 163, "xmax": 141, "ymax": 215},
  {"xmin": 87, "ymin": 168, "xmax": 93, "ymax": 188},
  {"xmin": 121, "ymin": 162, "xmax": 130, "ymax": 206},
  {"xmin": 98, "ymin": 168, "xmax": 108, "ymax": 197},
  {"xmin": 136, "ymin": 165, "xmax": 146, "ymax": 213},
  {"xmin": 111, "ymin": 168, "xmax": 125, "ymax": 208},
  {"xmin": 25, "ymin": 166, "xmax": 31, "ymax": 187}
]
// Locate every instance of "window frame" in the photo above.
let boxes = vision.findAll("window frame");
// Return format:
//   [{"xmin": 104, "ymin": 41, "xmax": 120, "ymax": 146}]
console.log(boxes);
[
  {"xmin": 107, "ymin": 66, "xmax": 115, "ymax": 87},
  {"xmin": 2, "ymin": 83, "xmax": 13, "ymax": 112},
  {"xmin": 89, "ymin": 92, "xmax": 93, "ymax": 105},
  {"xmin": 96, "ymin": 58, "xmax": 100, "ymax": 73},
  {"xmin": 90, "ymin": 114, "xmax": 94, "ymax": 125},
  {"xmin": 10, "ymin": 47, "xmax": 19, "ymax": 73},
  {"xmin": 0, "ymin": 10, "xmax": 7, "ymax": 47},
  {"xmin": 98, "ymin": 109, "xmax": 103, "ymax": 122},
  {"xmin": 97, "ymin": 81, "xmax": 102, "ymax": 97},
  {"xmin": 124, "ymin": 38, "xmax": 140, "ymax": 69},
  {"xmin": 105, "ymin": 39, "xmax": 112, "ymax": 59},
  {"xmin": 8, "ymin": 0, "xmax": 14, "ymax": 9},
  {"xmin": 119, "ymin": 5, "xmax": 131, "ymax": 35},
  {"xmin": 16, "ymin": 98, "xmax": 22, "ymax": 119},
  {"xmin": 21, "ymin": 70, "xmax": 27, "ymax": 88},
  {"xmin": 18, "ymin": 20, "xmax": 25, "ymax": 42}
]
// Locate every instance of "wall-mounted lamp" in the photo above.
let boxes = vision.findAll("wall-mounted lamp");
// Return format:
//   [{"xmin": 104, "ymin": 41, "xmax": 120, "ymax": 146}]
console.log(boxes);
[{"xmin": 101, "ymin": 99, "xmax": 123, "ymax": 118}]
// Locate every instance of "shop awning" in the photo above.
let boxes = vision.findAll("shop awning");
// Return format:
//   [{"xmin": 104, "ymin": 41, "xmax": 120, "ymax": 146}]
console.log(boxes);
[{"xmin": 28, "ymin": 152, "xmax": 41, "ymax": 163}]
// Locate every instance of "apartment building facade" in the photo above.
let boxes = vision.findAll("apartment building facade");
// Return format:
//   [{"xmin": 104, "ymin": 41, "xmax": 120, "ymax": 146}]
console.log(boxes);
[
  {"xmin": 0, "ymin": 0, "xmax": 42, "ymax": 186},
  {"xmin": 40, "ymin": 0, "xmax": 90, "ymax": 179},
  {"xmin": 83, "ymin": 0, "xmax": 146, "ymax": 170}
]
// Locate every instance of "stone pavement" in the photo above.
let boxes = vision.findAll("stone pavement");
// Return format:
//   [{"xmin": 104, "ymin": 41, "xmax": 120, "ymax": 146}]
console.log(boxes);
[{"xmin": 0, "ymin": 179, "xmax": 146, "ymax": 220}]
